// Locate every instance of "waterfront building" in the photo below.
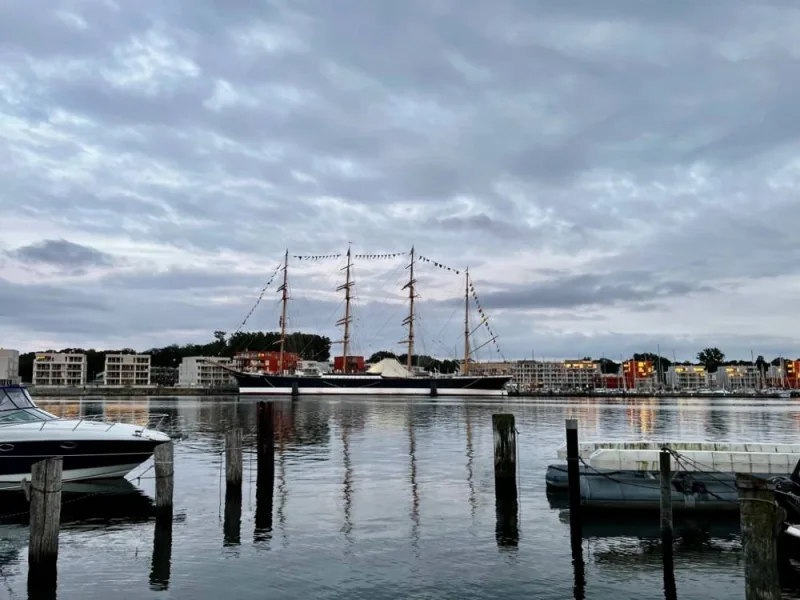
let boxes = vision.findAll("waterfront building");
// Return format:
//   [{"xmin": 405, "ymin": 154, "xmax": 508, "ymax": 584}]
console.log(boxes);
[
  {"xmin": 767, "ymin": 360, "xmax": 800, "ymax": 388},
  {"xmin": 178, "ymin": 356, "xmax": 235, "ymax": 387},
  {"xmin": 623, "ymin": 360, "xmax": 656, "ymax": 390},
  {"xmin": 103, "ymin": 354, "xmax": 151, "ymax": 387},
  {"xmin": 510, "ymin": 360, "xmax": 599, "ymax": 391},
  {"xmin": 234, "ymin": 351, "xmax": 300, "ymax": 373},
  {"xmin": 666, "ymin": 365, "xmax": 708, "ymax": 390},
  {"xmin": 0, "ymin": 349, "xmax": 20, "ymax": 385},
  {"xmin": 33, "ymin": 353, "xmax": 87, "ymax": 386},
  {"xmin": 716, "ymin": 365, "xmax": 761, "ymax": 390}
]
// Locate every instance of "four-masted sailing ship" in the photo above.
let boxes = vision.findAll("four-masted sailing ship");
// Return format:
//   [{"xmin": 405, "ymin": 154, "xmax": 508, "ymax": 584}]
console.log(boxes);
[{"xmin": 234, "ymin": 247, "xmax": 512, "ymax": 396}]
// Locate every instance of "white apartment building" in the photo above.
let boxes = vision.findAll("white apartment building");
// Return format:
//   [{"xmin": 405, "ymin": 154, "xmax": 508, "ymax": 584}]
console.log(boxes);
[
  {"xmin": 33, "ymin": 353, "xmax": 87, "ymax": 386},
  {"xmin": 0, "ymin": 349, "xmax": 20, "ymax": 385},
  {"xmin": 512, "ymin": 360, "xmax": 599, "ymax": 390},
  {"xmin": 178, "ymin": 356, "xmax": 234, "ymax": 387},
  {"xmin": 104, "ymin": 354, "xmax": 151, "ymax": 387},
  {"xmin": 666, "ymin": 365, "xmax": 708, "ymax": 390},
  {"xmin": 716, "ymin": 365, "xmax": 761, "ymax": 389}
]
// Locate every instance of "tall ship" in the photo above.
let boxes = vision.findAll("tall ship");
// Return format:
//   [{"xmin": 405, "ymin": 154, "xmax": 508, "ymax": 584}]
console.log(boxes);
[{"xmin": 233, "ymin": 247, "xmax": 512, "ymax": 396}]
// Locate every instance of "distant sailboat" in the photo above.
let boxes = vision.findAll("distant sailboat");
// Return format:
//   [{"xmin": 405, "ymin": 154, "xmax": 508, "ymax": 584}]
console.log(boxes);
[{"xmin": 234, "ymin": 247, "xmax": 511, "ymax": 396}]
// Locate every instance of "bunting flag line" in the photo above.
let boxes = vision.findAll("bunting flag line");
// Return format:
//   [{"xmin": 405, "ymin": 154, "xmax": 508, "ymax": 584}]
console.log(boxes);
[
  {"xmin": 293, "ymin": 254, "xmax": 342, "ymax": 261},
  {"xmin": 468, "ymin": 281, "xmax": 505, "ymax": 360},
  {"xmin": 418, "ymin": 255, "xmax": 461, "ymax": 275},
  {"xmin": 353, "ymin": 252, "xmax": 405, "ymax": 260}
]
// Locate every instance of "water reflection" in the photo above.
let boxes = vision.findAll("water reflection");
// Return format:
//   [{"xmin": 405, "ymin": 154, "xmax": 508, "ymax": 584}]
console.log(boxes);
[{"xmin": 9, "ymin": 394, "xmax": 800, "ymax": 599}]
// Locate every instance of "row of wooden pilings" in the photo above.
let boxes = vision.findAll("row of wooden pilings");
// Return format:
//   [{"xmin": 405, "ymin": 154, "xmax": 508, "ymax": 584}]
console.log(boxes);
[{"xmin": 25, "ymin": 401, "xmax": 277, "ymax": 596}]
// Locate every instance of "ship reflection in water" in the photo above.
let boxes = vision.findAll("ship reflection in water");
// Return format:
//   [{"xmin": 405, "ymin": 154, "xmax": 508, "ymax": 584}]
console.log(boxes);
[{"xmin": 3, "ymin": 395, "xmax": 800, "ymax": 598}]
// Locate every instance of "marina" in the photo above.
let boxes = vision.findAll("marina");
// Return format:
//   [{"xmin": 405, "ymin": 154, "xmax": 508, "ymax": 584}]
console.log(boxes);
[{"xmin": 0, "ymin": 393, "xmax": 799, "ymax": 598}]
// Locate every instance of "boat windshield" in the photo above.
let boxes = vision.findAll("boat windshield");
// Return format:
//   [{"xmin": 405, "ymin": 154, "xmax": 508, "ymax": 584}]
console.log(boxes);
[{"xmin": 0, "ymin": 387, "xmax": 57, "ymax": 424}]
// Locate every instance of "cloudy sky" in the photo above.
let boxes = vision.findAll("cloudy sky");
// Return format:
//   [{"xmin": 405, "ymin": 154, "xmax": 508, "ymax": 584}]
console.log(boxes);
[{"xmin": 2, "ymin": 0, "xmax": 799, "ymax": 362}]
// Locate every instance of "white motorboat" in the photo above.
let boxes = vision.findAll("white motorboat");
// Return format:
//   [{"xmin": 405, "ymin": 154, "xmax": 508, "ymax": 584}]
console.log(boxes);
[{"xmin": 0, "ymin": 385, "xmax": 170, "ymax": 490}]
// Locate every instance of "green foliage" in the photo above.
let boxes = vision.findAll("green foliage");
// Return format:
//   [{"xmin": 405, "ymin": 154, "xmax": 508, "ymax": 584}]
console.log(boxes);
[
  {"xmin": 597, "ymin": 357, "xmax": 620, "ymax": 374},
  {"xmin": 696, "ymin": 347, "xmax": 725, "ymax": 373}
]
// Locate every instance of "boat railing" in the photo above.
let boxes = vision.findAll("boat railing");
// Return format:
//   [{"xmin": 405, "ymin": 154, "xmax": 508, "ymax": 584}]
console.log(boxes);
[{"xmin": 33, "ymin": 412, "xmax": 172, "ymax": 433}]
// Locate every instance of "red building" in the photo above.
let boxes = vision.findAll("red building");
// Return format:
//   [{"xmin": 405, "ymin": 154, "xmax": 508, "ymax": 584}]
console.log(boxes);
[
  {"xmin": 623, "ymin": 360, "xmax": 654, "ymax": 389},
  {"xmin": 593, "ymin": 374, "xmax": 623, "ymax": 389},
  {"xmin": 334, "ymin": 356, "xmax": 365, "ymax": 373},
  {"xmin": 233, "ymin": 351, "xmax": 299, "ymax": 373}
]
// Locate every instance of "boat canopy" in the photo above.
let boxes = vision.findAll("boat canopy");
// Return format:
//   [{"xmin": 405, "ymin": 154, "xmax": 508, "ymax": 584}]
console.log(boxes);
[
  {"xmin": 0, "ymin": 386, "xmax": 56, "ymax": 423},
  {"xmin": 366, "ymin": 358, "xmax": 412, "ymax": 378}
]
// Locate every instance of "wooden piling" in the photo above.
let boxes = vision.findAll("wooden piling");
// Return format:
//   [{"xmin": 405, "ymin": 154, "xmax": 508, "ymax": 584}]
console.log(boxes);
[
  {"xmin": 660, "ymin": 449, "xmax": 676, "ymax": 599},
  {"xmin": 291, "ymin": 381, "xmax": 299, "ymax": 399},
  {"xmin": 225, "ymin": 428, "xmax": 243, "ymax": 490},
  {"xmin": 659, "ymin": 448, "xmax": 673, "ymax": 540},
  {"xmin": 28, "ymin": 457, "xmax": 63, "ymax": 567},
  {"xmin": 430, "ymin": 380, "xmax": 438, "ymax": 398},
  {"xmin": 492, "ymin": 414, "xmax": 518, "ymax": 547},
  {"xmin": 255, "ymin": 401, "xmax": 275, "ymax": 540},
  {"xmin": 736, "ymin": 473, "xmax": 781, "ymax": 600},
  {"xmin": 566, "ymin": 419, "xmax": 583, "ymax": 569},
  {"xmin": 154, "ymin": 441, "xmax": 174, "ymax": 513},
  {"xmin": 492, "ymin": 414, "xmax": 516, "ymax": 483}
]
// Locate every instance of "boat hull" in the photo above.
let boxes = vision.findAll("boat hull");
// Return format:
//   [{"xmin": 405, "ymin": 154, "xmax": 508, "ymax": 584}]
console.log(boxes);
[
  {"xmin": 235, "ymin": 373, "xmax": 512, "ymax": 396},
  {"xmin": 0, "ymin": 438, "xmax": 163, "ymax": 490}
]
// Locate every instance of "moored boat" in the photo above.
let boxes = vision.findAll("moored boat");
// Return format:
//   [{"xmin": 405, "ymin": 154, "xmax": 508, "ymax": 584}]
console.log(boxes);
[
  {"xmin": 0, "ymin": 385, "xmax": 170, "ymax": 490},
  {"xmin": 233, "ymin": 247, "xmax": 512, "ymax": 397}
]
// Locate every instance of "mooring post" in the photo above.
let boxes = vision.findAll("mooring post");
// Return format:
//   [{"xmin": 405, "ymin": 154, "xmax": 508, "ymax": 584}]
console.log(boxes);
[
  {"xmin": 28, "ymin": 457, "xmax": 63, "ymax": 568},
  {"xmin": 225, "ymin": 428, "xmax": 243, "ymax": 490},
  {"xmin": 154, "ymin": 441, "xmax": 174, "ymax": 513},
  {"xmin": 660, "ymin": 448, "xmax": 673, "ymax": 541},
  {"xmin": 660, "ymin": 448, "xmax": 677, "ymax": 599},
  {"xmin": 736, "ymin": 473, "xmax": 781, "ymax": 600},
  {"xmin": 291, "ymin": 381, "xmax": 299, "ymax": 399},
  {"xmin": 255, "ymin": 401, "xmax": 275, "ymax": 540},
  {"xmin": 566, "ymin": 418, "xmax": 584, "ymax": 580},
  {"xmin": 430, "ymin": 380, "xmax": 438, "ymax": 398},
  {"xmin": 492, "ymin": 414, "xmax": 518, "ymax": 547}
]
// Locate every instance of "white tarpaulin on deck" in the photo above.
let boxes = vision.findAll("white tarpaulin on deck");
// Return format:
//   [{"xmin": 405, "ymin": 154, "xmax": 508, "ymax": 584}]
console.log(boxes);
[{"xmin": 366, "ymin": 358, "xmax": 411, "ymax": 378}]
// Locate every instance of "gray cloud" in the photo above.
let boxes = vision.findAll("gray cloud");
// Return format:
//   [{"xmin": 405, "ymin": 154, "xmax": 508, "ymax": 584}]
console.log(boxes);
[
  {"xmin": 4, "ymin": 239, "xmax": 115, "ymax": 273},
  {"xmin": 466, "ymin": 272, "xmax": 715, "ymax": 311},
  {"xmin": 2, "ymin": 0, "xmax": 800, "ymax": 358}
]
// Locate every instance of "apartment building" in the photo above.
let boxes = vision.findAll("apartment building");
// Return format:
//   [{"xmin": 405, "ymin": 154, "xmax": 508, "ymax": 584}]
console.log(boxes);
[
  {"xmin": 716, "ymin": 365, "xmax": 761, "ymax": 389},
  {"xmin": 511, "ymin": 360, "xmax": 599, "ymax": 390},
  {"xmin": 0, "ymin": 349, "xmax": 20, "ymax": 385},
  {"xmin": 33, "ymin": 353, "xmax": 87, "ymax": 386},
  {"xmin": 666, "ymin": 365, "xmax": 708, "ymax": 390},
  {"xmin": 104, "ymin": 354, "xmax": 151, "ymax": 387},
  {"xmin": 178, "ymin": 356, "xmax": 234, "ymax": 387},
  {"xmin": 622, "ymin": 360, "xmax": 657, "ymax": 390}
]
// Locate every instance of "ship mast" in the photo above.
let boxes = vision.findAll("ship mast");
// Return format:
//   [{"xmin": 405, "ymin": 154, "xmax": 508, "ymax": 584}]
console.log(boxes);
[
  {"xmin": 401, "ymin": 246, "xmax": 416, "ymax": 372},
  {"xmin": 463, "ymin": 269, "xmax": 470, "ymax": 375},
  {"xmin": 336, "ymin": 246, "xmax": 354, "ymax": 373},
  {"xmin": 277, "ymin": 248, "xmax": 289, "ymax": 373}
]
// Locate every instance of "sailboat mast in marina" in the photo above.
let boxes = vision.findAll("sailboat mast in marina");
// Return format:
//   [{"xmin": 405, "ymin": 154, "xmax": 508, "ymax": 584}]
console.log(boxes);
[{"xmin": 234, "ymin": 248, "xmax": 512, "ymax": 396}]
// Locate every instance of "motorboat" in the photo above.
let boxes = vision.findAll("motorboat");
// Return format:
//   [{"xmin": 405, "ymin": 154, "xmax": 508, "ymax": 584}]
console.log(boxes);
[{"xmin": 0, "ymin": 385, "xmax": 170, "ymax": 491}]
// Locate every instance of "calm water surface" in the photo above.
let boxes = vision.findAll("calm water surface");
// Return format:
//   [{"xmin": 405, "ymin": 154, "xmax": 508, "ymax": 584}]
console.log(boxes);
[{"xmin": 3, "ymin": 395, "xmax": 800, "ymax": 599}]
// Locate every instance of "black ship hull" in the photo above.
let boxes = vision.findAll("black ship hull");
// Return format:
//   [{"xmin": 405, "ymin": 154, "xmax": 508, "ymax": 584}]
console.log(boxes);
[{"xmin": 235, "ymin": 372, "xmax": 512, "ymax": 396}]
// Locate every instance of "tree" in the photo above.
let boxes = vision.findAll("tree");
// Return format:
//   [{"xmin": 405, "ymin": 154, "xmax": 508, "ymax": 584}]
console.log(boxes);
[
  {"xmin": 597, "ymin": 358, "xmax": 620, "ymax": 374},
  {"xmin": 755, "ymin": 355, "xmax": 769, "ymax": 373},
  {"xmin": 368, "ymin": 351, "xmax": 397, "ymax": 363},
  {"xmin": 697, "ymin": 347, "xmax": 725, "ymax": 373}
]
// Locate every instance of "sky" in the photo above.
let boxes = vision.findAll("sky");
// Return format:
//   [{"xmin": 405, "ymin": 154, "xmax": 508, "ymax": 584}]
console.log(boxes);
[{"xmin": 2, "ymin": 0, "xmax": 800, "ymax": 362}]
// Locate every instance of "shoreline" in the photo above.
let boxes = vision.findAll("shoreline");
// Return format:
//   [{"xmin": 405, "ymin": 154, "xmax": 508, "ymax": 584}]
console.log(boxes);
[{"xmin": 22, "ymin": 386, "xmax": 799, "ymax": 399}]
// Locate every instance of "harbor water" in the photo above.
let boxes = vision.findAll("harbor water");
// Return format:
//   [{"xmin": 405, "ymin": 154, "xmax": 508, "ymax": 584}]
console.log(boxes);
[{"xmin": 3, "ymin": 395, "xmax": 800, "ymax": 599}]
